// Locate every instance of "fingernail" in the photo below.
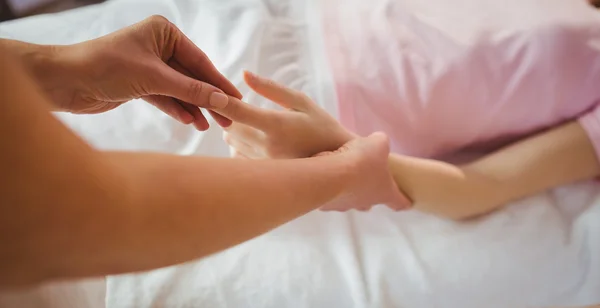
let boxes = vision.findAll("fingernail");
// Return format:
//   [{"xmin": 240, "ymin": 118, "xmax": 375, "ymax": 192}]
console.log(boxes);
[{"xmin": 209, "ymin": 92, "xmax": 229, "ymax": 108}]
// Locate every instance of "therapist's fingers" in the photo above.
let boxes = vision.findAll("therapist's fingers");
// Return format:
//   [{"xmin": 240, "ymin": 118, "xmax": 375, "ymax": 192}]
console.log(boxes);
[
  {"xmin": 144, "ymin": 95, "xmax": 195, "ymax": 125},
  {"xmin": 172, "ymin": 31, "xmax": 243, "ymax": 99},
  {"xmin": 168, "ymin": 60, "xmax": 232, "ymax": 128},
  {"xmin": 153, "ymin": 65, "xmax": 274, "ymax": 130},
  {"xmin": 243, "ymin": 71, "xmax": 313, "ymax": 112},
  {"xmin": 153, "ymin": 64, "xmax": 227, "ymax": 109},
  {"xmin": 179, "ymin": 101, "xmax": 210, "ymax": 131}
]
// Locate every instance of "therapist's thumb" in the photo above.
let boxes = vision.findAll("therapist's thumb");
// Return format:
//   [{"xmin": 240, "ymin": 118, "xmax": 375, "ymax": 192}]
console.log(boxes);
[{"xmin": 154, "ymin": 65, "xmax": 228, "ymax": 109}]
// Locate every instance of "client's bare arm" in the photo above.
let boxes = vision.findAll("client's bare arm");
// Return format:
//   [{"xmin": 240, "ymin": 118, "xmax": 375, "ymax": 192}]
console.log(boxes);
[
  {"xmin": 224, "ymin": 73, "xmax": 600, "ymax": 218},
  {"xmin": 389, "ymin": 121, "xmax": 600, "ymax": 219},
  {"xmin": 0, "ymin": 54, "xmax": 381, "ymax": 288}
]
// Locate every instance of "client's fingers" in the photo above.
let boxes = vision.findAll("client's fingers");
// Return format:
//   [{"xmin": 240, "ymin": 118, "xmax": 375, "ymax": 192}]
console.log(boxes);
[
  {"xmin": 223, "ymin": 132, "xmax": 262, "ymax": 159},
  {"xmin": 210, "ymin": 95, "xmax": 278, "ymax": 131},
  {"xmin": 225, "ymin": 123, "xmax": 265, "ymax": 145},
  {"xmin": 231, "ymin": 149, "xmax": 250, "ymax": 159},
  {"xmin": 209, "ymin": 110, "xmax": 232, "ymax": 127},
  {"xmin": 243, "ymin": 71, "xmax": 312, "ymax": 111}
]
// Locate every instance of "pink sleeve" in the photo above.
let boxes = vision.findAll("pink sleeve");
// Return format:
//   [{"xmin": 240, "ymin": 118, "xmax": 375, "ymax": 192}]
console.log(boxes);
[{"xmin": 578, "ymin": 102, "xmax": 600, "ymax": 162}]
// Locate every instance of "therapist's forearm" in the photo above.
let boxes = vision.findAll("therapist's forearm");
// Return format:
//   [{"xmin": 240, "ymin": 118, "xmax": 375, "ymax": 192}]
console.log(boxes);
[
  {"xmin": 0, "ymin": 39, "xmax": 73, "ymax": 111},
  {"xmin": 5, "ymin": 150, "xmax": 353, "ymax": 287},
  {"xmin": 0, "ymin": 39, "xmax": 50, "ymax": 68},
  {"xmin": 389, "ymin": 121, "xmax": 600, "ymax": 219},
  {"xmin": 0, "ymin": 50, "xmax": 354, "ymax": 287},
  {"xmin": 88, "ymin": 152, "xmax": 352, "ymax": 278}
]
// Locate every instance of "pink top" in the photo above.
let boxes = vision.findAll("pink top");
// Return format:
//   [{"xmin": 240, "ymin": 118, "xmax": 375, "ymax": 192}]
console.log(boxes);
[{"xmin": 320, "ymin": 0, "xmax": 600, "ymax": 159}]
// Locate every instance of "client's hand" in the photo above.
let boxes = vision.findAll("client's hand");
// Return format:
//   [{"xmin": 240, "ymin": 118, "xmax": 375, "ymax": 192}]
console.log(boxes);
[
  {"xmin": 222, "ymin": 71, "xmax": 355, "ymax": 158},
  {"xmin": 217, "ymin": 72, "xmax": 411, "ymax": 211},
  {"xmin": 32, "ymin": 15, "xmax": 241, "ymax": 130},
  {"xmin": 320, "ymin": 132, "xmax": 411, "ymax": 211}
]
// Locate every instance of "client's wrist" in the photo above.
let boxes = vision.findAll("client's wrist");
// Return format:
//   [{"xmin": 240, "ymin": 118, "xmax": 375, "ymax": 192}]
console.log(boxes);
[{"xmin": 385, "ymin": 155, "xmax": 413, "ymax": 210}]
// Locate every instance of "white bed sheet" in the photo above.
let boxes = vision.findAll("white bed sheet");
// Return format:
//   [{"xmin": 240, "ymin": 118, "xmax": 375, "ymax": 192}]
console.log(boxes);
[{"xmin": 0, "ymin": 0, "xmax": 598, "ymax": 307}]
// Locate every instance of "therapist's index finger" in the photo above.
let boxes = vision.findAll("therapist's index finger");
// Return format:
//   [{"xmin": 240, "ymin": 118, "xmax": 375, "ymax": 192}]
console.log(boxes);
[
  {"xmin": 173, "ymin": 34, "xmax": 243, "ymax": 99},
  {"xmin": 210, "ymin": 94, "xmax": 274, "ymax": 130}
]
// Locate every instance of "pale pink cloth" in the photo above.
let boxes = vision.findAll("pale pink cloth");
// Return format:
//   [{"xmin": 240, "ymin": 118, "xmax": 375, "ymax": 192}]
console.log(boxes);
[{"xmin": 321, "ymin": 0, "xmax": 600, "ymax": 159}]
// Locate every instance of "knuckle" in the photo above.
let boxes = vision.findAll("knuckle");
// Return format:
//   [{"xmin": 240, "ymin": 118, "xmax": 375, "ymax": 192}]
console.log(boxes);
[
  {"xmin": 144, "ymin": 15, "xmax": 178, "ymax": 58},
  {"xmin": 147, "ymin": 15, "xmax": 170, "ymax": 26},
  {"xmin": 188, "ymin": 82, "xmax": 206, "ymax": 103}
]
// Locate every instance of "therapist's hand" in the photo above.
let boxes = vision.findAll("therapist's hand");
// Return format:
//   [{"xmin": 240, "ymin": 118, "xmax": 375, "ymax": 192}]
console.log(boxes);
[
  {"xmin": 32, "ymin": 15, "xmax": 241, "ymax": 130},
  {"xmin": 222, "ymin": 71, "xmax": 355, "ymax": 158},
  {"xmin": 317, "ymin": 133, "xmax": 411, "ymax": 211}
]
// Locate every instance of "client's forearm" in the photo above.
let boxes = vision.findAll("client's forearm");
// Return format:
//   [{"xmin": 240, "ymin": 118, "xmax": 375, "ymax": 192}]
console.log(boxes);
[
  {"xmin": 389, "ymin": 121, "xmax": 600, "ymax": 219},
  {"xmin": 388, "ymin": 154, "xmax": 505, "ymax": 219}
]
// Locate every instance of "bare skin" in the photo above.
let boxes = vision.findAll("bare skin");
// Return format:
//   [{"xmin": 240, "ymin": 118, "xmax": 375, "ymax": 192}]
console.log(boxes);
[
  {"xmin": 387, "ymin": 121, "xmax": 599, "ymax": 219},
  {"xmin": 0, "ymin": 18, "xmax": 397, "ymax": 288},
  {"xmin": 1, "ymin": 15, "xmax": 241, "ymax": 130},
  {"xmin": 224, "ymin": 72, "xmax": 600, "ymax": 218}
]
